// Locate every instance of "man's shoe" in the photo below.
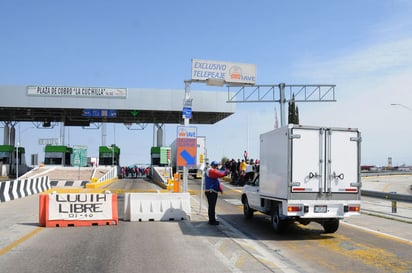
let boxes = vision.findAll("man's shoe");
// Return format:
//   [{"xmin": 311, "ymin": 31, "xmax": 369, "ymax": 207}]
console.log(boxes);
[{"xmin": 208, "ymin": 220, "xmax": 220, "ymax": 225}]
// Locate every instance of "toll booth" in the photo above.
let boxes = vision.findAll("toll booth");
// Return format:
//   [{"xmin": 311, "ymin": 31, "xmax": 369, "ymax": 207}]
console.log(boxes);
[
  {"xmin": 0, "ymin": 145, "xmax": 13, "ymax": 165},
  {"xmin": 99, "ymin": 145, "xmax": 120, "ymax": 166},
  {"xmin": 0, "ymin": 145, "xmax": 28, "ymax": 177},
  {"xmin": 44, "ymin": 145, "xmax": 73, "ymax": 166},
  {"xmin": 150, "ymin": 146, "xmax": 170, "ymax": 166}
]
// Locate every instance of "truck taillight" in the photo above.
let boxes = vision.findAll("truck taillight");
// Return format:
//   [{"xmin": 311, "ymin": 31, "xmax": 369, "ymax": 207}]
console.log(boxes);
[
  {"xmin": 345, "ymin": 205, "xmax": 360, "ymax": 212},
  {"xmin": 288, "ymin": 206, "xmax": 302, "ymax": 212}
]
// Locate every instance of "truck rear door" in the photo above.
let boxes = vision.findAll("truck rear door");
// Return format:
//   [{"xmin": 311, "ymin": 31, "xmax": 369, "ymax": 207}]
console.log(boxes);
[
  {"xmin": 291, "ymin": 128, "xmax": 324, "ymax": 193},
  {"xmin": 326, "ymin": 129, "xmax": 360, "ymax": 193},
  {"xmin": 291, "ymin": 127, "xmax": 360, "ymax": 194}
]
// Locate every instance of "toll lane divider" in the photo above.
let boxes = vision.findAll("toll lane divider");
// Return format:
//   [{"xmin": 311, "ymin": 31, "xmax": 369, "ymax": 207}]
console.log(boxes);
[
  {"xmin": 50, "ymin": 180, "xmax": 90, "ymax": 188},
  {"xmin": 0, "ymin": 176, "xmax": 51, "ymax": 202},
  {"xmin": 124, "ymin": 192, "xmax": 191, "ymax": 222},
  {"xmin": 86, "ymin": 166, "xmax": 118, "ymax": 189},
  {"xmin": 39, "ymin": 191, "xmax": 118, "ymax": 227}
]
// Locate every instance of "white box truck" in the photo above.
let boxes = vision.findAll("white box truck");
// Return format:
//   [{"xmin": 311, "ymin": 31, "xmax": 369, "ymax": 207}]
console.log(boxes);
[{"xmin": 241, "ymin": 124, "xmax": 361, "ymax": 233}]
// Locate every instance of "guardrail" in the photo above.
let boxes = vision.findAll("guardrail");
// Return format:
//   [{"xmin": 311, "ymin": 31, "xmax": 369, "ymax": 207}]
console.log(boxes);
[
  {"xmin": 361, "ymin": 171, "xmax": 412, "ymax": 176},
  {"xmin": 361, "ymin": 190, "xmax": 412, "ymax": 203},
  {"xmin": 85, "ymin": 166, "xmax": 118, "ymax": 189}
]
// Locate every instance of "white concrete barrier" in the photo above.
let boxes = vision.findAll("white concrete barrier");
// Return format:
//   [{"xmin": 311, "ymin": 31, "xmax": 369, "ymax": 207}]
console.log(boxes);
[{"xmin": 124, "ymin": 192, "xmax": 191, "ymax": 221}]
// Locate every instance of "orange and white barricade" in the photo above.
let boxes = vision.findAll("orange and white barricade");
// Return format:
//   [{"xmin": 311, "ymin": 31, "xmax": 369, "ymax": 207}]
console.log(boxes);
[{"xmin": 39, "ymin": 191, "xmax": 118, "ymax": 227}]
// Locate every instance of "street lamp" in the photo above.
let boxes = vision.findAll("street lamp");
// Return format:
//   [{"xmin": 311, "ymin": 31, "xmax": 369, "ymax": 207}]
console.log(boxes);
[
  {"xmin": 182, "ymin": 79, "xmax": 226, "ymax": 193},
  {"xmin": 391, "ymin": 103, "xmax": 412, "ymax": 111},
  {"xmin": 16, "ymin": 142, "xmax": 19, "ymax": 180},
  {"xmin": 110, "ymin": 144, "xmax": 115, "ymax": 167}
]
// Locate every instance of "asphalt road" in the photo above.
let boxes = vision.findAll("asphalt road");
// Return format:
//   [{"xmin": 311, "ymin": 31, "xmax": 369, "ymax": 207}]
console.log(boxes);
[{"xmin": 1, "ymin": 177, "xmax": 411, "ymax": 273}]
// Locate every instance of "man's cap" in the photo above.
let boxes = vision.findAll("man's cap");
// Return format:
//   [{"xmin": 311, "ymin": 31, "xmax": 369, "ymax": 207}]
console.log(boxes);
[{"xmin": 211, "ymin": 161, "xmax": 219, "ymax": 166}]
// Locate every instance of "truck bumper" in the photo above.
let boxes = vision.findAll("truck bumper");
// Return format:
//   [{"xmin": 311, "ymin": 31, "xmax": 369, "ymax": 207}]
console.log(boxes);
[{"xmin": 283, "ymin": 200, "xmax": 361, "ymax": 218}]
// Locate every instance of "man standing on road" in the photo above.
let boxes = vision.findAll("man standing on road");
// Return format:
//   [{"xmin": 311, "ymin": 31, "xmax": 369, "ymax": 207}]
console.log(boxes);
[{"xmin": 205, "ymin": 161, "xmax": 228, "ymax": 225}]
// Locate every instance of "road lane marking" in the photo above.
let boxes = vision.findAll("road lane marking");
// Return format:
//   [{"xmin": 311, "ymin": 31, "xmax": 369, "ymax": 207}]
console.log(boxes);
[
  {"xmin": 190, "ymin": 196, "xmax": 301, "ymax": 273},
  {"xmin": 341, "ymin": 221, "xmax": 412, "ymax": 245},
  {"xmin": 0, "ymin": 227, "xmax": 43, "ymax": 256}
]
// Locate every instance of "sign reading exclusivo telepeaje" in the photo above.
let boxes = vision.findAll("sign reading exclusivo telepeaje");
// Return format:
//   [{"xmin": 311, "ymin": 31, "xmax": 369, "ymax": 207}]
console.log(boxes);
[{"xmin": 191, "ymin": 59, "xmax": 256, "ymax": 85}]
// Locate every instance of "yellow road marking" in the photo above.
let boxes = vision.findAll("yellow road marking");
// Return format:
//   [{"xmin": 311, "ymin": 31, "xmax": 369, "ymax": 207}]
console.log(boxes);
[
  {"xmin": 0, "ymin": 227, "xmax": 43, "ymax": 256},
  {"xmin": 314, "ymin": 233, "xmax": 412, "ymax": 273}
]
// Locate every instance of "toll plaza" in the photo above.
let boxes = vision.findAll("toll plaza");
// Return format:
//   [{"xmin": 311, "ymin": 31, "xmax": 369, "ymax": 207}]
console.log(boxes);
[{"xmin": 0, "ymin": 85, "xmax": 235, "ymax": 178}]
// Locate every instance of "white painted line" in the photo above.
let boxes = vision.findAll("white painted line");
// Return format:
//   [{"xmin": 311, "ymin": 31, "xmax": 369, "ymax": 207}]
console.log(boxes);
[{"xmin": 340, "ymin": 221, "xmax": 412, "ymax": 244}]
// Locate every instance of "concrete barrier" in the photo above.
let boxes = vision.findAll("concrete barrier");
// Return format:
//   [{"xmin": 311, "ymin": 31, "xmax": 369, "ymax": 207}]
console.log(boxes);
[
  {"xmin": 39, "ymin": 192, "xmax": 118, "ymax": 227},
  {"xmin": 86, "ymin": 166, "xmax": 118, "ymax": 189},
  {"xmin": 124, "ymin": 192, "xmax": 191, "ymax": 222},
  {"xmin": 152, "ymin": 166, "xmax": 173, "ymax": 189},
  {"xmin": 50, "ymin": 180, "xmax": 89, "ymax": 188},
  {"xmin": 0, "ymin": 176, "xmax": 51, "ymax": 202}
]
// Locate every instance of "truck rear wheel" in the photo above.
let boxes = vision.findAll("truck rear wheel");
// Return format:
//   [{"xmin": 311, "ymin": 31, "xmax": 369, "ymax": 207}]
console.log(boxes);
[
  {"xmin": 242, "ymin": 196, "xmax": 254, "ymax": 219},
  {"xmin": 322, "ymin": 219, "xmax": 339, "ymax": 233},
  {"xmin": 271, "ymin": 207, "xmax": 286, "ymax": 233}
]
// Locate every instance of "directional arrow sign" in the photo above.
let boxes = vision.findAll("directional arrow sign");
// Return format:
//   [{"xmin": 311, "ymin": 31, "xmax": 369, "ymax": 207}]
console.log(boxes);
[
  {"xmin": 176, "ymin": 138, "xmax": 196, "ymax": 166},
  {"xmin": 180, "ymin": 149, "xmax": 196, "ymax": 165}
]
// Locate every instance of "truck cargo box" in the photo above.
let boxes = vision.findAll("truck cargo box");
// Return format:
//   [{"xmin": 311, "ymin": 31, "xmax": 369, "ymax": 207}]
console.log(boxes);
[{"xmin": 259, "ymin": 124, "xmax": 361, "ymax": 201}]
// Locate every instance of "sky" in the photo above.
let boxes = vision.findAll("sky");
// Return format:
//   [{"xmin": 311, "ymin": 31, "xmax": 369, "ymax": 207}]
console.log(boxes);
[{"xmin": 1, "ymin": 0, "xmax": 412, "ymax": 167}]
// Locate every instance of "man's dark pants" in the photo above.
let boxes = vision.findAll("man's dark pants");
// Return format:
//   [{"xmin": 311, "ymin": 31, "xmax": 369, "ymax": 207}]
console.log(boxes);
[{"xmin": 205, "ymin": 190, "xmax": 218, "ymax": 223}]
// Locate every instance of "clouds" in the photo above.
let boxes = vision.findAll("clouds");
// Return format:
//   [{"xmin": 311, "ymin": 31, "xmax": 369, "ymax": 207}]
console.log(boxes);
[
  {"xmin": 295, "ymin": 37, "xmax": 412, "ymax": 84},
  {"xmin": 165, "ymin": 34, "xmax": 412, "ymax": 166},
  {"xmin": 291, "ymin": 34, "xmax": 412, "ymax": 166}
]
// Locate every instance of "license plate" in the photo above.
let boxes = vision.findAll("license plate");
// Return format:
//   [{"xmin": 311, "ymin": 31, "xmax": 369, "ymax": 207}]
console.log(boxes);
[{"xmin": 314, "ymin": 205, "xmax": 327, "ymax": 213}]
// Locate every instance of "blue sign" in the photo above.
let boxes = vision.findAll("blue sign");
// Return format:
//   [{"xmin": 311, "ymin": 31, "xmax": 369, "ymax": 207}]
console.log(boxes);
[
  {"xmin": 83, "ymin": 109, "xmax": 117, "ymax": 118},
  {"xmin": 182, "ymin": 107, "xmax": 192, "ymax": 119}
]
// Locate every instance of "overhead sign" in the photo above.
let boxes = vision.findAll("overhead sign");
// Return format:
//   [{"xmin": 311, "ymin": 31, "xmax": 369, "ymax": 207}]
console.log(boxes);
[
  {"xmin": 177, "ymin": 126, "xmax": 197, "ymax": 166},
  {"xmin": 38, "ymin": 138, "xmax": 59, "ymax": 145},
  {"xmin": 27, "ymin": 85, "xmax": 127, "ymax": 98},
  {"xmin": 83, "ymin": 109, "xmax": 117, "ymax": 118},
  {"xmin": 191, "ymin": 59, "xmax": 256, "ymax": 85}
]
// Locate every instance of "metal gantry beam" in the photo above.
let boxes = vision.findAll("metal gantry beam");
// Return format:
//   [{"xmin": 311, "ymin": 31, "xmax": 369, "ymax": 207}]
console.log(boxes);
[
  {"xmin": 226, "ymin": 83, "xmax": 336, "ymax": 103},
  {"xmin": 226, "ymin": 83, "xmax": 336, "ymax": 127}
]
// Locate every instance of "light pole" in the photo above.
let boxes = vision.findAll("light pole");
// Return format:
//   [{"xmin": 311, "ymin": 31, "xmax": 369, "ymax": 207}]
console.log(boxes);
[
  {"xmin": 16, "ymin": 142, "xmax": 19, "ymax": 180},
  {"xmin": 391, "ymin": 103, "xmax": 412, "ymax": 111},
  {"xmin": 182, "ymin": 79, "xmax": 225, "ymax": 193},
  {"xmin": 110, "ymin": 144, "xmax": 115, "ymax": 167}
]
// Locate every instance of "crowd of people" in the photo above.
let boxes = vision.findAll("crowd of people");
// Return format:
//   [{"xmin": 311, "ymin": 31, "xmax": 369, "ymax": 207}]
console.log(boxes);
[
  {"xmin": 120, "ymin": 165, "xmax": 151, "ymax": 178},
  {"xmin": 222, "ymin": 158, "xmax": 259, "ymax": 186}
]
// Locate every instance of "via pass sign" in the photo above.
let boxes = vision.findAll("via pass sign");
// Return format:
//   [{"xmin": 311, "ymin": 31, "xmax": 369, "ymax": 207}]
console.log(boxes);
[
  {"xmin": 177, "ymin": 126, "xmax": 197, "ymax": 139},
  {"xmin": 177, "ymin": 126, "xmax": 197, "ymax": 166}
]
